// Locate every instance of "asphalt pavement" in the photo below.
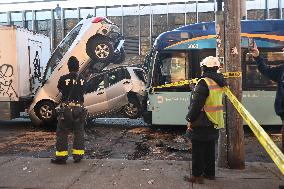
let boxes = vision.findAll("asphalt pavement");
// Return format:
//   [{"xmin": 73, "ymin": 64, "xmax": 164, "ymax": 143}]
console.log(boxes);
[{"xmin": 0, "ymin": 156, "xmax": 283, "ymax": 189}]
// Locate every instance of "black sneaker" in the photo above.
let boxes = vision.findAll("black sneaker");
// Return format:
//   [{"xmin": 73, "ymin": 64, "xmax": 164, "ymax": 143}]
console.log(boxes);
[{"xmin": 50, "ymin": 158, "xmax": 66, "ymax": 164}]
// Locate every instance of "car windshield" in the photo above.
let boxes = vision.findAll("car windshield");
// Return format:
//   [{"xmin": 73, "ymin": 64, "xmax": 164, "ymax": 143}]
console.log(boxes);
[{"xmin": 43, "ymin": 23, "xmax": 83, "ymax": 82}]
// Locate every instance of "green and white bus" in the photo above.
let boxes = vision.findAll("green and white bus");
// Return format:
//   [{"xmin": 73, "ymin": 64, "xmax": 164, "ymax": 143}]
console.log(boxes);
[{"xmin": 142, "ymin": 20, "xmax": 284, "ymax": 126}]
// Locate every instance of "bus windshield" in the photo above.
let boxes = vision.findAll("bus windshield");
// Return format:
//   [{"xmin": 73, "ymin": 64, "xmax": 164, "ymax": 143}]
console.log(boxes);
[
  {"xmin": 43, "ymin": 23, "xmax": 83, "ymax": 82},
  {"xmin": 150, "ymin": 52, "xmax": 189, "ymax": 87}
]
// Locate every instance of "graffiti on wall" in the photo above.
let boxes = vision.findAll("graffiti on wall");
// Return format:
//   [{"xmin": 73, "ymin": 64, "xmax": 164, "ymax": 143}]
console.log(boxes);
[
  {"xmin": 0, "ymin": 64, "xmax": 18, "ymax": 100},
  {"xmin": 28, "ymin": 41, "xmax": 43, "ymax": 94},
  {"xmin": 32, "ymin": 51, "xmax": 42, "ymax": 82}
]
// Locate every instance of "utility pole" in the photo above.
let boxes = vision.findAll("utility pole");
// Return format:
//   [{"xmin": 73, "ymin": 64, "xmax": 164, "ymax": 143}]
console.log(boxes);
[
  {"xmin": 224, "ymin": 0, "xmax": 245, "ymax": 169},
  {"xmin": 215, "ymin": 0, "xmax": 228, "ymax": 168}
]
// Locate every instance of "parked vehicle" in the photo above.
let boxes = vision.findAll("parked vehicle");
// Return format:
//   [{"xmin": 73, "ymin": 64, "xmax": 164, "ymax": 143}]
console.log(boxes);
[
  {"xmin": 0, "ymin": 25, "xmax": 50, "ymax": 120},
  {"xmin": 29, "ymin": 65, "xmax": 146, "ymax": 126},
  {"xmin": 84, "ymin": 66, "xmax": 146, "ymax": 119},
  {"xmin": 28, "ymin": 16, "xmax": 125, "ymax": 126}
]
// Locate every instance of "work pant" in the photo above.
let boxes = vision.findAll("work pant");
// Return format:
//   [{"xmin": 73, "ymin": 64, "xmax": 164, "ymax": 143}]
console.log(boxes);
[
  {"xmin": 191, "ymin": 140, "xmax": 216, "ymax": 177},
  {"xmin": 55, "ymin": 105, "xmax": 86, "ymax": 160}
]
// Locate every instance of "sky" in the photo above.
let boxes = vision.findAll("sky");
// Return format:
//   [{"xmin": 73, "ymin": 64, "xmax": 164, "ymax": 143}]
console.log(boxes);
[{"xmin": 0, "ymin": 0, "xmax": 280, "ymax": 12}]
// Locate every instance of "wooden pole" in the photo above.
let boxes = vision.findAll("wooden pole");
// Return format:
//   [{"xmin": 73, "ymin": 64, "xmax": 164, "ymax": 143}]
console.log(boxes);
[
  {"xmin": 224, "ymin": 0, "xmax": 245, "ymax": 169},
  {"xmin": 215, "ymin": 0, "xmax": 228, "ymax": 168}
]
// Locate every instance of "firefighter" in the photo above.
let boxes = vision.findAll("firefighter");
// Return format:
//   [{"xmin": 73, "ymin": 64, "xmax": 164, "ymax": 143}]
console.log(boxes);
[
  {"xmin": 185, "ymin": 56, "xmax": 227, "ymax": 183},
  {"xmin": 51, "ymin": 56, "xmax": 87, "ymax": 164}
]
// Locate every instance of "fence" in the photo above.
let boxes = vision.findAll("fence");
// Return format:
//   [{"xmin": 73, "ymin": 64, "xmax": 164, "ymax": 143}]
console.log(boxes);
[{"xmin": 0, "ymin": 1, "xmax": 283, "ymax": 63}]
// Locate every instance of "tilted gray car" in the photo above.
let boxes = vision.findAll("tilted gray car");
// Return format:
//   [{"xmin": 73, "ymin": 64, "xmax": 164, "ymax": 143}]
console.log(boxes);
[{"xmin": 29, "ymin": 65, "xmax": 146, "ymax": 126}]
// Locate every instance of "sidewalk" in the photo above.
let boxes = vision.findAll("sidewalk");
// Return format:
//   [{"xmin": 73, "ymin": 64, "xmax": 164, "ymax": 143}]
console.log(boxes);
[{"xmin": 0, "ymin": 156, "xmax": 283, "ymax": 189}]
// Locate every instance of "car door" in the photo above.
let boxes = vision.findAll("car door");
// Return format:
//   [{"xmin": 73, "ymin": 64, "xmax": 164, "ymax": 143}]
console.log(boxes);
[
  {"xmin": 84, "ymin": 73, "xmax": 109, "ymax": 116},
  {"xmin": 104, "ymin": 68, "xmax": 129, "ymax": 111}
]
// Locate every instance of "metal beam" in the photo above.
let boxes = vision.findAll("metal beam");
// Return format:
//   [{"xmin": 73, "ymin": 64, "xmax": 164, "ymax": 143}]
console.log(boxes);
[
  {"xmin": 196, "ymin": 0, "xmax": 199, "ymax": 23},
  {"xmin": 279, "ymin": 0, "xmax": 282, "ymax": 19},
  {"xmin": 7, "ymin": 11, "xmax": 11, "ymax": 25},
  {"xmin": 32, "ymin": 10, "xmax": 36, "ymax": 31},
  {"xmin": 138, "ymin": 4, "xmax": 141, "ymax": 56},
  {"xmin": 77, "ymin": 7, "xmax": 80, "ymax": 21},
  {"xmin": 166, "ymin": 3, "xmax": 169, "ymax": 30},
  {"xmin": 184, "ymin": 1, "xmax": 187, "ymax": 25},
  {"xmin": 121, "ymin": 5, "xmax": 124, "ymax": 36},
  {"xmin": 0, "ymin": 0, "xmax": 68, "ymax": 5},
  {"xmin": 265, "ymin": 0, "xmax": 269, "ymax": 19},
  {"xmin": 61, "ymin": 8, "xmax": 65, "ymax": 40},
  {"xmin": 150, "ymin": 3, "xmax": 152, "ymax": 48},
  {"xmin": 22, "ymin": 10, "xmax": 26, "ymax": 28},
  {"xmin": 50, "ymin": 8, "xmax": 54, "ymax": 51}
]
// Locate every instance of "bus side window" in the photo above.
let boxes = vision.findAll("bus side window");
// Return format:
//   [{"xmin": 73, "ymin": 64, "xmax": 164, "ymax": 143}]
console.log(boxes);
[{"xmin": 243, "ymin": 49, "xmax": 283, "ymax": 90}]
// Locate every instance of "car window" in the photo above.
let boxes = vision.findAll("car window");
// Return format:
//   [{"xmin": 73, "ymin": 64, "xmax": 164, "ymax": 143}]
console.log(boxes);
[
  {"xmin": 133, "ymin": 69, "xmax": 146, "ymax": 83},
  {"xmin": 86, "ymin": 74, "xmax": 105, "ymax": 93},
  {"xmin": 43, "ymin": 24, "xmax": 83, "ymax": 82},
  {"xmin": 107, "ymin": 69, "xmax": 125, "ymax": 86},
  {"xmin": 124, "ymin": 68, "xmax": 131, "ymax": 79}
]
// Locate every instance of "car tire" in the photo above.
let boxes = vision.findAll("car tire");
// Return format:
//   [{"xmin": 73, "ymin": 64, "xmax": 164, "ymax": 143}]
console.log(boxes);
[
  {"xmin": 112, "ymin": 48, "xmax": 126, "ymax": 64},
  {"xmin": 35, "ymin": 101, "xmax": 57, "ymax": 126},
  {"xmin": 122, "ymin": 96, "xmax": 141, "ymax": 119},
  {"xmin": 87, "ymin": 37, "xmax": 115, "ymax": 63}
]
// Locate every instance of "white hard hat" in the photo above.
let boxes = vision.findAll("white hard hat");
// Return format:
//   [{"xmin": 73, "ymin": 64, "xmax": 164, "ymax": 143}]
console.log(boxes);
[{"xmin": 200, "ymin": 56, "xmax": 221, "ymax": 68}]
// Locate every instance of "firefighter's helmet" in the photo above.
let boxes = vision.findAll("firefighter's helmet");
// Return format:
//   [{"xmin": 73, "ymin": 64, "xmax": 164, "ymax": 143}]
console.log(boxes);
[{"xmin": 200, "ymin": 56, "xmax": 221, "ymax": 68}]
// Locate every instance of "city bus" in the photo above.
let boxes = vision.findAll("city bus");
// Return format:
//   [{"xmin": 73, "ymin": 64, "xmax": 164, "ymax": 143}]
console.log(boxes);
[{"xmin": 142, "ymin": 19, "xmax": 284, "ymax": 126}]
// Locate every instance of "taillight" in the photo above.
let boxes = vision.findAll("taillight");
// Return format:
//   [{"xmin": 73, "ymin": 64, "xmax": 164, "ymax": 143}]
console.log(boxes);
[{"xmin": 92, "ymin": 17, "xmax": 104, "ymax": 23}]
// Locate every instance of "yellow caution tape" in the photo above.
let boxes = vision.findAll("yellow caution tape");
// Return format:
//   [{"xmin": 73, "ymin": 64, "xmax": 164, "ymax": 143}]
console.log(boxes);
[
  {"xmin": 152, "ymin": 72, "xmax": 241, "ymax": 91},
  {"xmin": 224, "ymin": 86, "xmax": 284, "ymax": 175},
  {"xmin": 223, "ymin": 71, "xmax": 242, "ymax": 78}
]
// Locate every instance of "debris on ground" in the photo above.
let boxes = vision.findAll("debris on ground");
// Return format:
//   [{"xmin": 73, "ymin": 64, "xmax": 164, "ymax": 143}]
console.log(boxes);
[{"xmin": 0, "ymin": 119, "xmax": 281, "ymax": 163}]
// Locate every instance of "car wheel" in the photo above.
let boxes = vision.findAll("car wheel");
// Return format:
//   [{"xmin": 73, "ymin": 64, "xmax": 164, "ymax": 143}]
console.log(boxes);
[
  {"xmin": 122, "ymin": 97, "xmax": 141, "ymax": 119},
  {"xmin": 112, "ymin": 48, "xmax": 126, "ymax": 64},
  {"xmin": 35, "ymin": 101, "xmax": 57, "ymax": 125},
  {"xmin": 87, "ymin": 37, "xmax": 115, "ymax": 63}
]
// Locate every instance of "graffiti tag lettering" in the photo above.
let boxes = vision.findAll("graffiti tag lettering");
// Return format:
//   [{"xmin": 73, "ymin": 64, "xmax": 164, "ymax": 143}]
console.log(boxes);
[{"xmin": 0, "ymin": 64, "xmax": 18, "ymax": 100}]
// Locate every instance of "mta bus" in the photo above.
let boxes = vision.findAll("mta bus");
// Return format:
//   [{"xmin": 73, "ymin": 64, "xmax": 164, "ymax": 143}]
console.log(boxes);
[{"xmin": 142, "ymin": 20, "xmax": 284, "ymax": 126}]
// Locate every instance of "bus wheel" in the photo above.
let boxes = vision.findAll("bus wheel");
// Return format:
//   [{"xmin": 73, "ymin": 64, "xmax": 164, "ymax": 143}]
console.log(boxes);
[
  {"xmin": 35, "ymin": 101, "xmax": 57, "ymax": 126},
  {"xmin": 87, "ymin": 37, "xmax": 115, "ymax": 63},
  {"xmin": 122, "ymin": 97, "xmax": 141, "ymax": 119}
]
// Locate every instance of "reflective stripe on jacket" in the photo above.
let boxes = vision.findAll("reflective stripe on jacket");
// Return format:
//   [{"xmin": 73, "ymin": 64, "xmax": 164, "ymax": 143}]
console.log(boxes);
[{"xmin": 198, "ymin": 77, "xmax": 224, "ymax": 129}]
